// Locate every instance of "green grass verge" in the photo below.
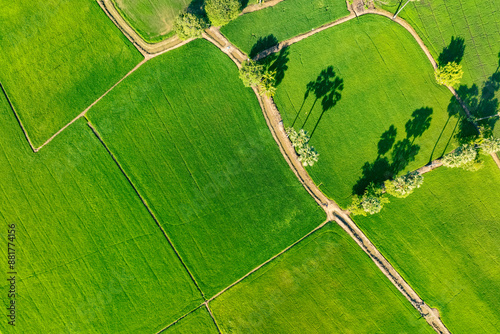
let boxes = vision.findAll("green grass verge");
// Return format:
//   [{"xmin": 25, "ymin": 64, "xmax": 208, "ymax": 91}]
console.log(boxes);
[
  {"xmin": 87, "ymin": 38, "xmax": 325, "ymax": 298},
  {"xmin": 0, "ymin": 96, "xmax": 202, "ymax": 333},
  {"xmin": 211, "ymin": 223, "xmax": 433, "ymax": 333},
  {"xmin": 381, "ymin": 0, "xmax": 500, "ymax": 136},
  {"xmin": 165, "ymin": 307, "xmax": 218, "ymax": 333},
  {"xmin": 112, "ymin": 0, "xmax": 191, "ymax": 43},
  {"xmin": 273, "ymin": 15, "xmax": 459, "ymax": 207},
  {"xmin": 354, "ymin": 159, "xmax": 500, "ymax": 333},
  {"xmin": 0, "ymin": 0, "xmax": 142, "ymax": 147},
  {"xmin": 221, "ymin": 0, "xmax": 350, "ymax": 56}
]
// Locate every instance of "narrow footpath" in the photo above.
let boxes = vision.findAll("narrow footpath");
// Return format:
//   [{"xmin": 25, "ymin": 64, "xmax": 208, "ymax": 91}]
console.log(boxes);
[{"xmin": 204, "ymin": 19, "xmax": 451, "ymax": 334}]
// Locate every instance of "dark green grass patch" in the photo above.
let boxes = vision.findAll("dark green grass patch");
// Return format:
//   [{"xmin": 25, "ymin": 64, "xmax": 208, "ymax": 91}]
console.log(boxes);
[
  {"xmin": 381, "ymin": 0, "xmax": 500, "ymax": 136},
  {"xmin": 165, "ymin": 307, "xmax": 218, "ymax": 333},
  {"xmin": 87, "ymin": 39, "xmax": 325, "ymax": 298},
  {"xmin": 113, "ymin": 0, "xmax": 192, "ymax": 42},
  {"xmin": 273, "ymin": 15, "xmax": 459, "ymax": 207},
  {"xmin": 354, "ymin": 159, "xmax": 500, "ymax": 333},
  {"xmin": 0, "ymin": 0, "xmax": 142, "ymax": 147},
  {"xmin": 0, "ymin": 96, "xmax": 202, "ymax": 333},
  {"xmin": 211, "ymin": 223, "xmax": 433, "ymax": 333},
  {"xmin": 221, "ymin": 0, "xmax": 350, "ymax": 56}
]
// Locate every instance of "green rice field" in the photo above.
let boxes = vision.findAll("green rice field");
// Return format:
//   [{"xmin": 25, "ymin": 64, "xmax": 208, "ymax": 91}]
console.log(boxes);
[
  {"xmin": 221, "ymin": 0, "xmax": 350, "ymax": 56},
  {"xmin": 165, "ymin": 307, "xmax": 218, "ymax": 333},
  {"xmin": 0, "ymin": 0, "xmax": 142, "ymax": 147},
  {"xmin": 0, "ymin": 94, "xmax": 202, "ymax": 333},
  {"xmin": 273, "ymin": 15, "xmax": 459, "ymax": 207},
  {"xmin": 87, "ymin": 38, "xmax": 326, "ymax": 298},
  {"xmin": 355, "ymin": 159, "xmax": 500, "ymax": 333},
  {"xmin": 382, "ymin": 0, "xmax": 500, "ymax": 136},
  {"xmin": 113, "ymin": 0, "xmax": 191, "ymax": 42},
  {"xmin": 211, "ymin": 223, "xmax": 433, "ymax": 333}
]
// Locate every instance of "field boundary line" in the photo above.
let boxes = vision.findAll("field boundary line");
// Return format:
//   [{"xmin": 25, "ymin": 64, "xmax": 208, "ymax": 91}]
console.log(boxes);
[
  {"xmin": 86, "ymin": 120, "xmax": 206, "ymax": 301},
  {"xmin": 155, "ymin": 304, "xmax": 204, "ymax": 334},
  {"xmin": 204, "ymin": 302, "xmax": 222, "ymax": 333},
  {"xmin": 206, "ymin": 25, "xmax": 451, "ymax": 334},
  {"xmin": 0, "ymin": 82, "xmax": 36, "ymax": 152},
  {"xmin": 208, "ymin": 219, "xmax": 330, "ymax": 303}
]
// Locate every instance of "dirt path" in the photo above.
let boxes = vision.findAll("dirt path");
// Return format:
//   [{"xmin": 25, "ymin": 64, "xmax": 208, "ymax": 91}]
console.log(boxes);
[
  {"xmin": 491, "ymin": 152, "xmax": 500, "ymax": 169},
  {"xmin": 204, "ymin": 29, "xmax": 451, "ymax": 334},
  {"xmin": 242, "ymin": 0, "xmax": 284, "ymax": 14}
]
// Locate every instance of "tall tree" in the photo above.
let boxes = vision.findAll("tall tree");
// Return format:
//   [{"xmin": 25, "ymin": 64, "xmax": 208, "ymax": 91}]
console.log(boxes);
[{"xmin": 205, "ymin": 0, "xmax": 240, "ymax": 26}]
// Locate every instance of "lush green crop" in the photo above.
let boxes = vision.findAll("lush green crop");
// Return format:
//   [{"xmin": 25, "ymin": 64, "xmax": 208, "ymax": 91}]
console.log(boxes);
[
  {"xmin": 0, "ymin": 96, "xmax": 202, "ymax": 333},
  {"xmin": 0, "ymin": 0, "xmax": 142, "ymax": 147},
  {"xmin": 382, "ymin": 0, "xmax": 500, "ymax": 136},
  {"xmin": 113, "ymin": 0, "xmax": 192, "ymax": 42},
  {"xmin": 221, "ymin": 0, "xmax": 350, "ymax": 56},
  {"xmin": 211, "ymin": 223, "xmax": 433, "ymax": 333},
  {"xmin": 273, "ymin": 15, "xmax": 459, "ymax": 207},
  {"xmin": 354, "ymin": 159, "xmax": 500, "ymax": 333},
  {"xmin": 87, "ymin": 39, "xmax": 325, "ymax": 298},
  {"xmin": 166, "ymin": 307, "xmax": 218, "ymax": 333}
]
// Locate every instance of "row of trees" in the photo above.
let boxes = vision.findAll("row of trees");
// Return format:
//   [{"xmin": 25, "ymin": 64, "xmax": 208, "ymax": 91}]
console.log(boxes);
[
  {"xmin": 348, "ymin": 170, "xmax": 424, "ymax": 216},
  {"xmin": 174, "ymin": 0, "xmax": 241, "ymax": 40}
]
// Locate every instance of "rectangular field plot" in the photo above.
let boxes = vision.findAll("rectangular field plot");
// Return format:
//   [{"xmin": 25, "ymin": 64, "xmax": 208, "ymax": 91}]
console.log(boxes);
[
  {"xmin": 382, "ymin": 0, "xmax": 500, "ymax": 136},
  {"xmin": 221, "ymin": 0, "xmax": 350, "ymax": 56},
  {"xmin": 355, "ymin": 160, "xmax": 500, "ymax": 333},
  {"xmin": 210, "ymin": 223, "xmax": 433, "ymax": 333},
  {"xmin": 87, "ymin": 39, "xmax": 325, "ymax": 298},
  {"xmin": 165, "ymin": 307, "xmax": 218, "ymax": 334},
  {"xmin": 0, "ymin": 0, "xmax": 142, "ymax": 147},
  {"xmin": 273, "ymin": 15, "xmax": 459, "ymax": 207},
  {"xmin": 113, "ymin": 0, "xmax": 191, "ymax": 42},
  {"xmin": 0, "ymin": 96, "xmax": 202, "ymax": 333}
]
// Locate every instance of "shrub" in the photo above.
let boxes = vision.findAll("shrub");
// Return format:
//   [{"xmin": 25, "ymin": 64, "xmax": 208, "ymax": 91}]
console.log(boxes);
[
  {"xmin": 442, "ymin": 144, "xmax": 481, "ymax": 171},
  {"xmin": 285, "ymin": 127, "xmax": 319, "ymax": 166},
  {"xmin": 239, "ymin": 60, "xmax": 264, "ymax": 87},
  {"xmin": 349, "ymin": 183, "xmax": 389, "ymax": 216},
  {"xmin": 385, "ymin": 171, "xmax": 424, "ymax": 198},
  {"xmin": 205, "ymin": 0, "xmax": 240, "ymax": 27},
  {"xmin": 480, "ymin": 136, "xmax": 500, "ymax": 154},
  {"xmin": 174, "ymin": 12, "xmax": 206, "ymax": 40},
  {"xmin": 434, "ymin": 62, "xmax": 463, "ymax": 87}
]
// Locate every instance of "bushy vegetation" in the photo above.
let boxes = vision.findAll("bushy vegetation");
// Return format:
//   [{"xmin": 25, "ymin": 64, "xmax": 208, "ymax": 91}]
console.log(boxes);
[
  {"xmin": 0, "ymin": 0, "xmax": 141, "ymax": 147},
  {"xmin": 434, "ymin": 62, "xmax": 463, "ymax": 87},
  {"xmin": 355, "ymin": 160, "xmax": 500, "ymax": 333},
  {"xmin": 286, "ymin": 127, "xmax": 319, "ymax": 166},
  {"xmin": 174, "ymin": 12, "xmax": 207, "ymax": 40},
  {"xmin": 88, "ymin": 40, "xmax": 325, "ymax": 298},
  {"xmin": 442, "ymin": 144, "xmax": 481, "ymax": 171},
  {"xmin": 349, "ymin": 183, "xmax": 389, "ymax": 216},
  {"xmin": 205, "ymin": 0, "xmax": 241, "ymax": 26},
  {"xmin": 239, "ymin": 60, "xmax": 277, "ymax": 96},
  {"xmin": 480, "ymin": 136, "xmax": 500, "ymax": 154},
  {"xmin": 385, "ymin": 171, "xmax": 424, "ymax": 198},
  {"xmin": 212, "ymin": 224, "xmax": 433, "ymax": 333}
]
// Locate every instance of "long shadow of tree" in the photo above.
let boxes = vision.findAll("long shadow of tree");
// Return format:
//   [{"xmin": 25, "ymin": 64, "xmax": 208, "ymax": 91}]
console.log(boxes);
[
  {"xmin": 249, "ymin": 35, "xmax": 279, "ymax": 58},
  {"xmin": 291, "ymin": 66, "xmax": 344, "ymax": 140},
  {"xmin": 259, "ymin": 47, "xmax": 290, "ymax": 87},
  {"xmin": 450, "ymin": 52, "xmax": 500, "ymax": 142},
  {"xmin": 438, "ymin": 36, "xmax": 466, "ymax": 66},
  {"xmin": 353, "ymin": 107, "xmax": 433, "ymax": 194}
]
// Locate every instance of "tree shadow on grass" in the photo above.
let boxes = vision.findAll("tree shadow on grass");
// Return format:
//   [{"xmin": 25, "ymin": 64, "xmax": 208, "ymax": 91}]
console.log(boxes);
[
  {"xmin": 259, "ymin": 47, "xmax": 290, "ymax": 87},
  {"xmin": 438, "ymin": 36, "xmax": 466, "ymax": 66},
  {"xmin": 291, "ymin": 66, "xmax": 344, "ymax": 140},
  {"xmin": 353, "ymin": 107, "xmax": 433, "ymax": 195},
  {"xmin": 249, "ymin": 35, "xmax": 279, "ymax": 58}
]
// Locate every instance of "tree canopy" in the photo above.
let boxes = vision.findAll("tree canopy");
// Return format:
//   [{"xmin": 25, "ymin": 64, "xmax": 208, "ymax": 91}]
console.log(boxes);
[
  {"xmin": 174, "ymin": 12, "xmax": 207, "ymax": 40},
  {"xmin": 434, "ymin": 62, "xmax": 463, "ymax": 87},
  {"xmin": 205, "ymin": 0, "xmax": 240, "ymax": 27}
]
